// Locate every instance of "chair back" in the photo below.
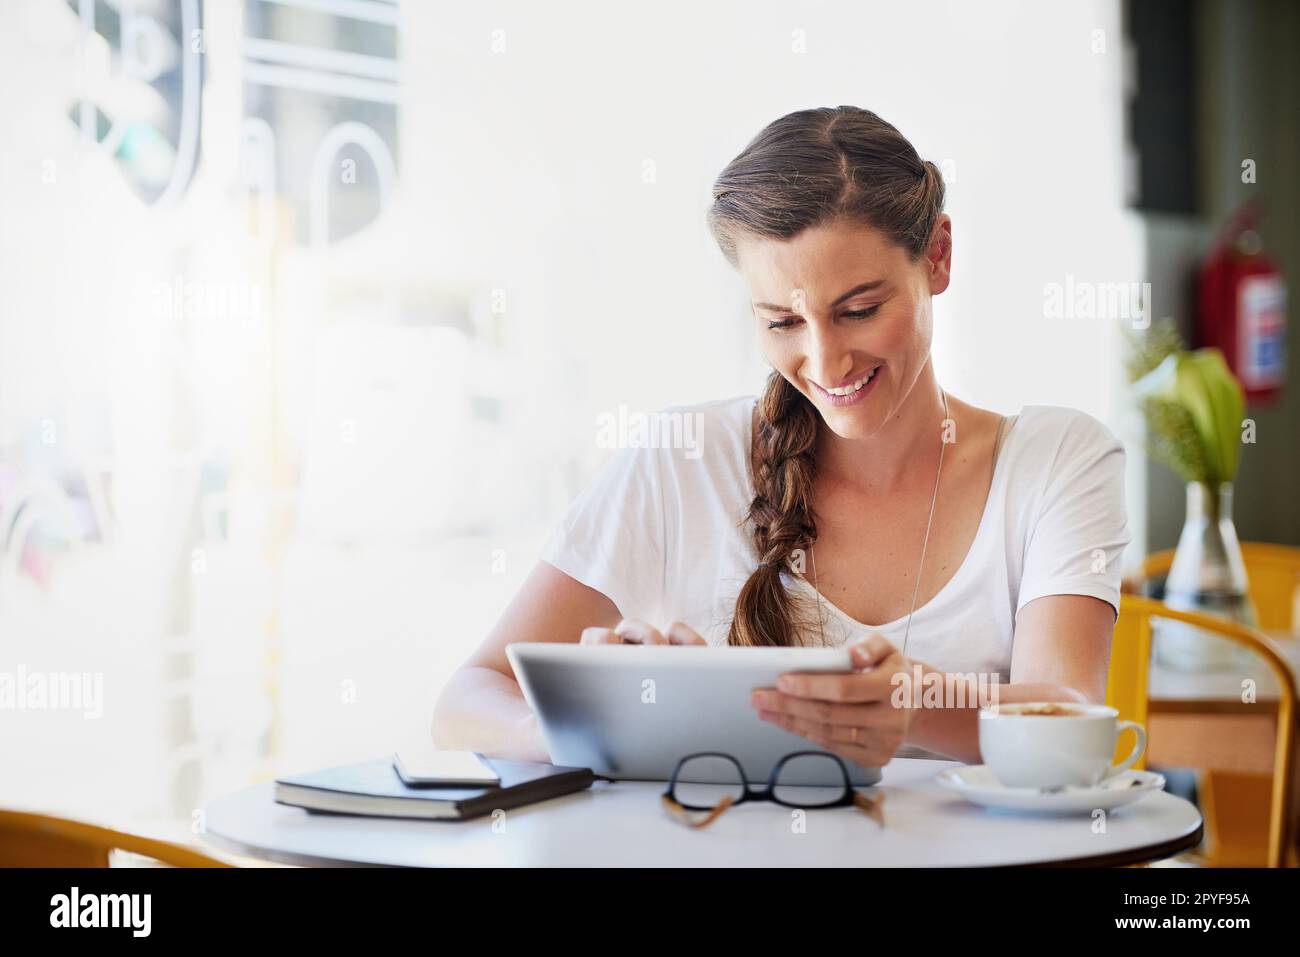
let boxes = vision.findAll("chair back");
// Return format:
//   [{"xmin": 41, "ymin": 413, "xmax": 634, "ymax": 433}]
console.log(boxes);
[
  {"xmin": 1109, "ymin": 594, "xmax": 1297, "ymax": 867},
  {"xmin": 1142, "ymin": 543, "xmax": 1300, "ymax": 633},
  {"xmin": 0, "ymin": 808, "xmax": 232, "ymax": 867}
]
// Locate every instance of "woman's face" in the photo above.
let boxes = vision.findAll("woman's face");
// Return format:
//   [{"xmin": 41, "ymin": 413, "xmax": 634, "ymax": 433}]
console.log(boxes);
[{"xmin": 736, "ymin": 216, "xmax": 951, "ymax": 440}]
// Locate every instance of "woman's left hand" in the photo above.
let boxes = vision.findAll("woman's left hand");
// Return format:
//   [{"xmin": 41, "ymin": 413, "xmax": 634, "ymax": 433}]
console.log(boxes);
[{"xmin": 749, "ymin": 635, "xmax": 920, "ymax": 768}]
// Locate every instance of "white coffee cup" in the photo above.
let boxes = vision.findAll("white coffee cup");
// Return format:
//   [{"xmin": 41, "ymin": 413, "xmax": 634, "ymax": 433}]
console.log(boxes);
[{"xmin": 978, "ymin": 701, "xmax": 1146, "ymax": 790}]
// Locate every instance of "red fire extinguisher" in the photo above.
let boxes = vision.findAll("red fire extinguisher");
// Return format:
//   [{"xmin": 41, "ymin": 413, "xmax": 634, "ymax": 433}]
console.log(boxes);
[{"xmin": 1197, "ymin": 199, "xmax": 1288, "ymax": 405}]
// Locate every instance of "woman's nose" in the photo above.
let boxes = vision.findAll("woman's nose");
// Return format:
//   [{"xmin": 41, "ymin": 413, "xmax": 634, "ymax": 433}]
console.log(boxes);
[{"xmin": 804, "ymin": 323, "xmax": 854, "ymax": 385}]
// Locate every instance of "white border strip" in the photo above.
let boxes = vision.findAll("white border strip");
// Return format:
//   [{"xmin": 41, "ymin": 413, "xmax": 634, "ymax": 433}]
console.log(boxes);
[
  {"xmin": 242, "ymin": 37, "xmax": 398, "ymax": 81},
  {"xmin": 254, "ymin": 0, "xmax": 400, "ymax": 26},
  {"xmin": 242, "ymin": 62, "xmax": 399, "ymax": 103}
]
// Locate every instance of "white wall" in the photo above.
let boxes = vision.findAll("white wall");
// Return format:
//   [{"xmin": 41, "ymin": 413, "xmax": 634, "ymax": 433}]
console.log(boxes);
[{"xmin": 397, "ymin": 0, "xmax": 1143, "ymax": 419}]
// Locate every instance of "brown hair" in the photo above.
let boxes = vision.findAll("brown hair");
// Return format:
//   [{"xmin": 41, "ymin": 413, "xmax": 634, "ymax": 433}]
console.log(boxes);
[{"xmin": 708, "ymin": 106, "xmax": 946, "ymax": 647}]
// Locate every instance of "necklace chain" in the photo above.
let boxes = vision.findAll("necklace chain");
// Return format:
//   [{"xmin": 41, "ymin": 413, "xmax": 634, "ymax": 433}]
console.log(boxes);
[{"xmin": 810, "ymin": 389, "xmax": 949, "ymax": 657}]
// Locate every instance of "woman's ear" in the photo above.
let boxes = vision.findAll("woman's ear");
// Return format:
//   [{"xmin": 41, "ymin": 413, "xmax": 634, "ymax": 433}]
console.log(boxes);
[{"xmin": 925, "ymin": 214, "xmax": 952, "ymax": 296}]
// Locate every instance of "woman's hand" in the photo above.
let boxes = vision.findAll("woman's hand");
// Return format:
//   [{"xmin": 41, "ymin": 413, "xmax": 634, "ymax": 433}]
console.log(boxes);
[
  {"xmin": 750, "ymin": 635, "xmax": 920, "ymax": 767},
  {"xmin": 580, "ymin": 618, "xmax": 708, "ymax": 646}
]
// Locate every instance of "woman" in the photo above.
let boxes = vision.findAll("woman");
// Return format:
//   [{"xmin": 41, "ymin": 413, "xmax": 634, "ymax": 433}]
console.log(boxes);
[{"xmin": 432, "ymin": 105, "xmax": 1130, "ymax": 767}]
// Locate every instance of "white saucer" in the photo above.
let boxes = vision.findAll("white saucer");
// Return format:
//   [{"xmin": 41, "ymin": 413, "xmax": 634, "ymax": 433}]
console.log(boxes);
[{"xmin": 935, "ymin": 765, "xmax": 1166, "ymax": 814}]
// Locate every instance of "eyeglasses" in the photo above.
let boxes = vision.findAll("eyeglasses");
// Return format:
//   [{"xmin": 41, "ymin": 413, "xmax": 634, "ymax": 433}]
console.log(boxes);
[{"xmin": 661, "ymin": 751, "xmax": 885, "ymax": 829}]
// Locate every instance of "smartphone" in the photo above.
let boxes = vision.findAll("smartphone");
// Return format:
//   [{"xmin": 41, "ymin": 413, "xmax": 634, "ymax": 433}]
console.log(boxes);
[{"xmin": 392, "ymin": 750, "xmax": 501, "ymax": 788}]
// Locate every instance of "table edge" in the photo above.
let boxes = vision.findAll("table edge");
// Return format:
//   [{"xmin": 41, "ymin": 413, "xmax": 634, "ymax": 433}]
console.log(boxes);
[{"xmin": 201, "ymin": 782, "xmax": 1206, "ymax": 869}]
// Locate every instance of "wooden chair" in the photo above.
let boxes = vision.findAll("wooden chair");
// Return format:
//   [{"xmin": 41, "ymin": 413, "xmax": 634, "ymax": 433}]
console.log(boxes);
[
  {"xmin": 0, "ymin": 808, "xmax": 233, "ymax": 867},
  {"xmin": 1139, "ymin": 543, "xmax": 1300, "ymax": 866},
  {"xmin": 1108, "ymin": 595, "xmax": 1297, "ymax": 867}
]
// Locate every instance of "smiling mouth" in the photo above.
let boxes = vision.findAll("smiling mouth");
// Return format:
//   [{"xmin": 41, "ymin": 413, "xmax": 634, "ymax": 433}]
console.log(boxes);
[{"xmin": 813, "ymin": 366, "xmax": 880, "ymax": 397}]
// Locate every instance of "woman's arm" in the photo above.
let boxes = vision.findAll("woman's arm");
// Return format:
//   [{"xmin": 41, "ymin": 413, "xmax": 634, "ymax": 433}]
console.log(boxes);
[
  {"xmin": 431, "ymin": 560, "xmax": 622, "ymax": 762},
  {"xmin": 753, "ymin": 594, "xmax": 1116, "ymax": 766},
  {"xmin": 903, "ymin": 593, "xmax": 1115, "ymax": 763}
]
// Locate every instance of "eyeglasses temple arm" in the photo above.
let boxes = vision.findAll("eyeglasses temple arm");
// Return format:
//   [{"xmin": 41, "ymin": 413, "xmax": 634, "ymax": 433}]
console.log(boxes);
[
  {"xmin": 661, "ymin": 793, "xmax": 736, "ymax": 829},
  {"xmin": 852, "ymin": 790, "xmax": 885, "ymax": 827}
]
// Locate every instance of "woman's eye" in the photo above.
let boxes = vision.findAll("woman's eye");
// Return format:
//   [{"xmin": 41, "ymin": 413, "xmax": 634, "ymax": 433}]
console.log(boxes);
[
  {"xmin": 765, "ymin": 304, "xmax": 879, "ymax": 330},
  {"xmin": 843, "ymin": 304, "xmax": 880, "ymax": 320}
]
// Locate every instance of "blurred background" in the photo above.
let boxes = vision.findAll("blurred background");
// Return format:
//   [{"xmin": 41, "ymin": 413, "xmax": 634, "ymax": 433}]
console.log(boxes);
[{"xmin": 0, "ymin": 0, "xmax": 1296, "ymax": 864}]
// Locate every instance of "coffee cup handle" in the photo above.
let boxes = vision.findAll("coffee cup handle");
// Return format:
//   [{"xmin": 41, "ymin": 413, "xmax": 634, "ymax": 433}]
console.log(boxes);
[{"xmin": 1107, "ymin": 720, "xmax": 1147, "ymax": 777}]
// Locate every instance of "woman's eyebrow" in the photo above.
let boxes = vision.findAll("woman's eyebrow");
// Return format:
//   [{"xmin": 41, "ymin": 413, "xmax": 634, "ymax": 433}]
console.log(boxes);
[{"xmin": 752, "ymin": 279, "xmax": 887, "ymax": 313}]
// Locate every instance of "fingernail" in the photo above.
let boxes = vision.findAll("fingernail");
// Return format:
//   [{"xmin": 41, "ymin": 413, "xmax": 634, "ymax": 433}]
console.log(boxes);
[{"xmin": 778, "ymin": 676, "xmax": 796, "ymax": 692}]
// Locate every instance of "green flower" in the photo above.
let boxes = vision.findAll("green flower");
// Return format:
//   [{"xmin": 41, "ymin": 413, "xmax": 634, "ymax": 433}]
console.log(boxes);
[{"xmin": 1130, "ymin": 325, "xmax": 1245, "ymax": 485}]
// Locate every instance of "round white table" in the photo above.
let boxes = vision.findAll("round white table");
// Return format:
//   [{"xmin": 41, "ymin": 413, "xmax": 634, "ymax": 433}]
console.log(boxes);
[{"xmin": 201, "ymin": 758, "xmax": 1203, "ymax": 867}]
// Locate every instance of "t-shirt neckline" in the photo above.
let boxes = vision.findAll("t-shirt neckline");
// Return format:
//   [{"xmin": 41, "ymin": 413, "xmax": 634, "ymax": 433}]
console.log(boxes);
[{"xmin": 750, "ymin": 399, "xmax": 1023, "ymax": 633}]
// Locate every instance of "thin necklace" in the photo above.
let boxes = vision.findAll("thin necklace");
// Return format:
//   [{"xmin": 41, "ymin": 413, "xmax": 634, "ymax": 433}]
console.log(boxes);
[{"xmin": 809, "ymin": 389, "xmax": 949, "ymax": 657}]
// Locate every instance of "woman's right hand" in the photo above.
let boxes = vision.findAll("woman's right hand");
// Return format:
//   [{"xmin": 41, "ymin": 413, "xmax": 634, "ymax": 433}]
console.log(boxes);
[{"xmin": 580, "ymin": 618, "xmax": 708, "ymax": 646}]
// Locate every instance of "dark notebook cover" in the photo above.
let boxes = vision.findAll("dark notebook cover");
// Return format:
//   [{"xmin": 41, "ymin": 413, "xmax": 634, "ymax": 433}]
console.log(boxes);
[{"xmin": 274, "ymin": 756, "xmax": 594, "ymax": 821}]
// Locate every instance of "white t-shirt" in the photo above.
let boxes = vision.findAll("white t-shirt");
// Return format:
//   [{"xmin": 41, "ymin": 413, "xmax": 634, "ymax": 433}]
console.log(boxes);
[{"xmin": 540, "ymin": 394, "xmax": 1131, "ymax": 685}]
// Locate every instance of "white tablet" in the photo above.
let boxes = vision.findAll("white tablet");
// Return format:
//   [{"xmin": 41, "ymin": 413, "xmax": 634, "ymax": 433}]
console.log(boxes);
[{"xmin": 506, "ymin": 642, "xmax": 881, "ymax": 787}]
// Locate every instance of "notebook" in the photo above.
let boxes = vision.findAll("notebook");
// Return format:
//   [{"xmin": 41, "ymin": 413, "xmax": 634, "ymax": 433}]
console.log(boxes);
[{"xmin": 274, "ymin": 756, "xmax": 594, "ymax": 821}]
